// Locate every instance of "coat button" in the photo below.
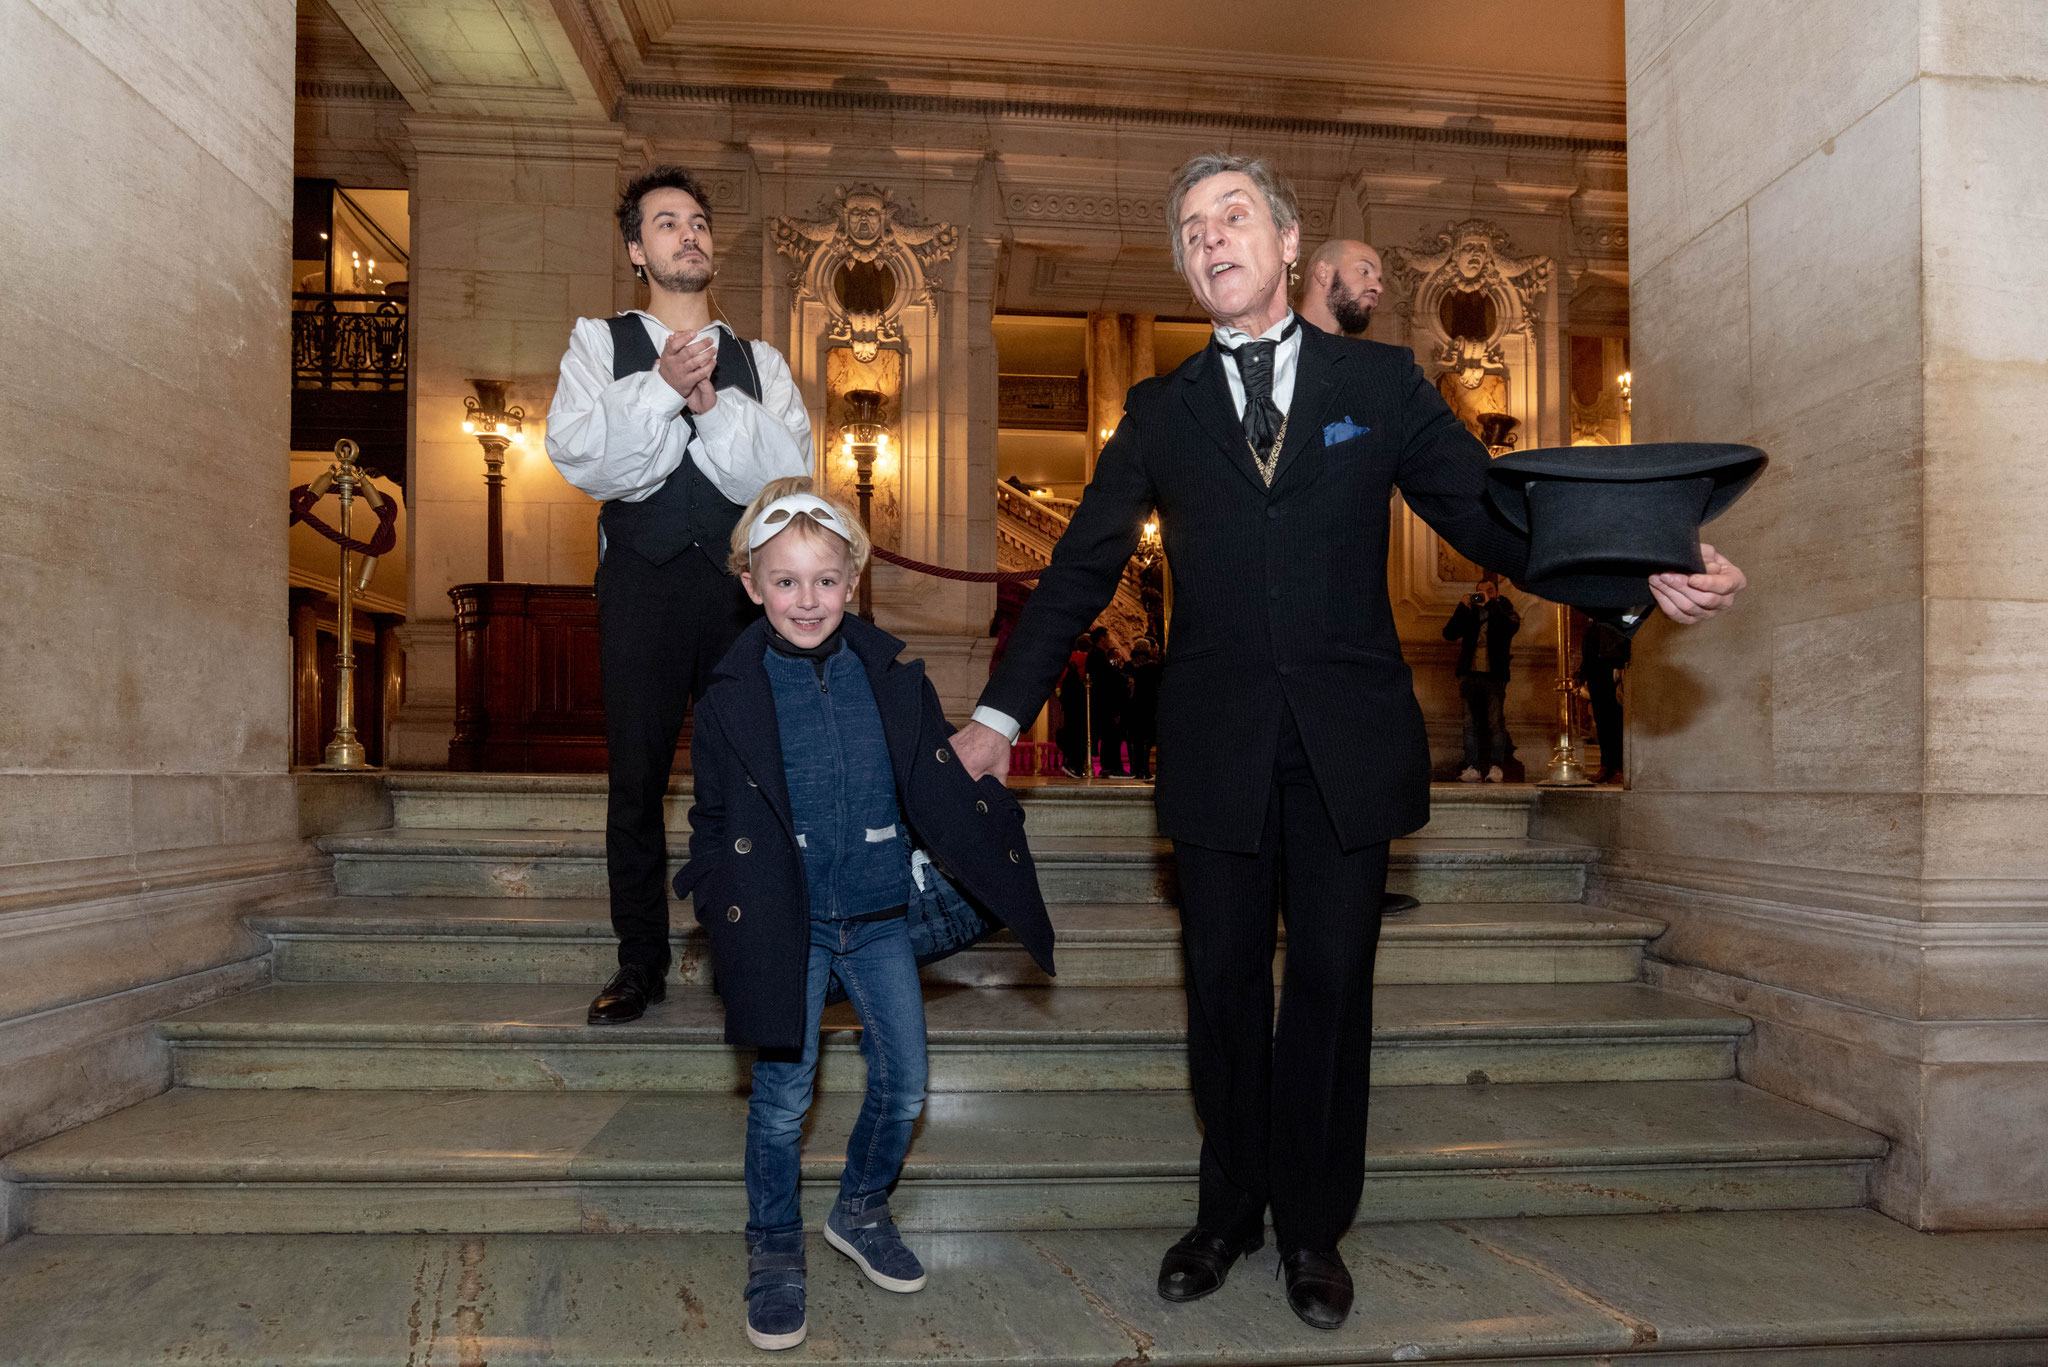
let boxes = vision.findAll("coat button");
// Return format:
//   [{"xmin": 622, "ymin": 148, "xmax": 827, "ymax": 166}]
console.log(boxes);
[
  {"xmin": 976, "ymin": 799, "xmax": 989, "ymax": 814},
  {"xmin": 936, "ymin": 747, "xmax": 951, "ymax": 763},
  {"xmin": 734, "ymin": 837, "xmax": 752, "ymax": 854},
  {"xmin": 727, "ymin": 905, "xmax": 742, "ymax": 922},
  {"xmin": 1008, "ymin": 849, "xmax": 1020, "ymax": 863},
  {"xmin": 1267, "ymin": 507, "xmax": 1280, "ymax": 520}
]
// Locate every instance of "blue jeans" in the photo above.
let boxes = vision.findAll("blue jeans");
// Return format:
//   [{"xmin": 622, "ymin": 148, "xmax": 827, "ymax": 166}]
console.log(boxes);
[{"xmin": 744, "ymin": 915, "xmax": 929, "ymax": 1240}]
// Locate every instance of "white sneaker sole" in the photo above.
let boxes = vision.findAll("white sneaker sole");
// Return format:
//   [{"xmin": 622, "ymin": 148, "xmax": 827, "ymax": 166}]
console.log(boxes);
[
  {"xmin": 824, "ymin": 1222, "xmax": 927, "ymax": 1292},
  {"xmin": 745, "ymin": 1320, "xmax": 807, "ymax": 1351}
]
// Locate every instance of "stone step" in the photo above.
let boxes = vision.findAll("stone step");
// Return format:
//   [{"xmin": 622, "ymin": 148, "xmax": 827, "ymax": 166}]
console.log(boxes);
[
  {"xmin": 2, "ymin": 1080, "xmax": 1882, "ymax": 1235},
  {"xmin": 318, "ymin": 831, "xmax": 1593, "ymax": 904},
  {"xmin": 3, "ymin": 1210, "xmax": 2043, "ymax": 1365},
  {"xmin": 153, "ymin": 982, "xmax": 1746, "ymax": 1092},
  {"xmin": 255, "ymin": 897, "xmax": 1664, "ymax": 987},
  {"xmin": 383, "ymin": 772, "xmax": 1535, "ymax": 841}
]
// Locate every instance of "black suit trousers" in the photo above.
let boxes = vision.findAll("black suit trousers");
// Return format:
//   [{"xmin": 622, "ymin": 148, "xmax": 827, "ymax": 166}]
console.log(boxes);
[
  {"xmin": 1171, "ymin": 706, "xmax": 1388, "ymax": 1253},
  {"xmin": 596, "ymin": 544, "xmax": 756, "ymax": 972}
]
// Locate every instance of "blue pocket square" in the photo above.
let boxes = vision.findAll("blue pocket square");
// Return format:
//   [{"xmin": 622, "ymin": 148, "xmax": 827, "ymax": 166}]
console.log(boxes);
[{"xmin": 1323, "ymin": 417, "xmax": 1369, "ymax": 446}]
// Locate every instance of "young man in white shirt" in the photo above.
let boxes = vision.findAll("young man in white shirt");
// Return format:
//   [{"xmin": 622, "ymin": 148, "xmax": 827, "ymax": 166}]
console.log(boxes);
[{"xmin": 545, "ymin": 165, "xmax": 812, "ymax": 1025}]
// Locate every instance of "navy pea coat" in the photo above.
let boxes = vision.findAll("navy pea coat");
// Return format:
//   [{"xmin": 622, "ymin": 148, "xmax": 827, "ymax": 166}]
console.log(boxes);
[{"xmin": 675, "ymin": 614, "xmax": 1057, "ymax": 1049}]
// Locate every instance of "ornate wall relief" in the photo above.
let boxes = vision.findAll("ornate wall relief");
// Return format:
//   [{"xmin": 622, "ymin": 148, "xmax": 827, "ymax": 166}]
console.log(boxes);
[
  {"xmin": 1385, "ymin": 218, "xmax": 1553, "ymax": 442},
  {"xmin": 770, "ymin": 184, "xmax": 958, "ymax": 362}
]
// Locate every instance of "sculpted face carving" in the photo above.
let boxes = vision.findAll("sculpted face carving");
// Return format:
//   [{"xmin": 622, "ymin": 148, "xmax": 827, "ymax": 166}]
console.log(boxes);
[
  {"xmin": 1453, "ymin": 238, "xmax": 1489, "ymax": 283},
  {"xmin": 842, "ymin": 193, "xmax": 887, "ymax": 248}
]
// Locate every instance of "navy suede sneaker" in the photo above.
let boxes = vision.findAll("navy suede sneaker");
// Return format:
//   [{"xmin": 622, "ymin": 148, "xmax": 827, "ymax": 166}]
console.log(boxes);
[
  {"xmin": 824, "ymin": 1194, "xmax": 926, "ymax": 1292},
  {"xmin": 744, "ymin": 1231, "xmax": 807, "ymax": 1350}
]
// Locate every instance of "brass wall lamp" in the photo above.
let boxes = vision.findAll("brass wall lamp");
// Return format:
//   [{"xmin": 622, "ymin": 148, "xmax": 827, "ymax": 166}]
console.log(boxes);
[{"xmin": 463, "ymin": 379, "xmax": 525, "ymax": 581}]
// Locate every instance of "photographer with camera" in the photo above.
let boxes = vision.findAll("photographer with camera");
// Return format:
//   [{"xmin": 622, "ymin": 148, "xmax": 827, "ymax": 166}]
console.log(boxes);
[{"xmin": 1443, "ymin": 574, "xmax": 1521, "ymax": 782}]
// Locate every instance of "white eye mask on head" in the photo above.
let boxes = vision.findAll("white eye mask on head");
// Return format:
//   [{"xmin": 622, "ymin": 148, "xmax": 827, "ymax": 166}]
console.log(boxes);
[{"xmin": 747, "ymin": 494, "xmax": 852, "ymax": 552}]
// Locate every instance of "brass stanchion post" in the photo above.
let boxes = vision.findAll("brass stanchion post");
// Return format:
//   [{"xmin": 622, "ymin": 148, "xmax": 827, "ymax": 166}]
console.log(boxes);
[
  {"xmin": 1536, "ymin": 602, "xmax": 1591, "ymax": 787},
  {"xmin": 316, "ymin": 438, "xmax": 376, "ymax": 771}
]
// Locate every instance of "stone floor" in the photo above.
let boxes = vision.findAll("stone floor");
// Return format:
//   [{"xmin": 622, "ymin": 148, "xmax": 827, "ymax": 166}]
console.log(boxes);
[{"xmin": 4, "ymin": 1211, "xmax": 2048, "ymax": 1365}]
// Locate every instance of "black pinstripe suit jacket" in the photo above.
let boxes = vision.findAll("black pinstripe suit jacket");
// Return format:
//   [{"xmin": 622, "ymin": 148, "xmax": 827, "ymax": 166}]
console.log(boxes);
[{"xmin": 979, "ymin": 320, "xmax": 1558, "ymax": 853}]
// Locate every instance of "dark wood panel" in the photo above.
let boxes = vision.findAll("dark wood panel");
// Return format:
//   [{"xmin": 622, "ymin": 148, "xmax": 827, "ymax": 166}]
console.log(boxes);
[{"xmin": 448, "ymin": 582, "xmax": 688, "ymax": 774}]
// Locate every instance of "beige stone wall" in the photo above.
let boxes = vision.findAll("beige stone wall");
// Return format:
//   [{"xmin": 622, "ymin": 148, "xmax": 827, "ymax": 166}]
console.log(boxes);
[
  {"xmin": 384, "ymin": 119, "xmax": 629, "ymax": 766},
  {"xmin": 1608, "ymin": 0, "xmax": 2048, "ymax": 1229},
  {"xmin": 0, "ymin": 1, "xmax": 325, "ymax": 1168}
]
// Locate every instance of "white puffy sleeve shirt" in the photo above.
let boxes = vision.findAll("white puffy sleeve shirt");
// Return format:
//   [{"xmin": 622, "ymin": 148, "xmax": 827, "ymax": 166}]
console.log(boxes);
[{"xmin": 544, "ymin": 313, "xmax": 813, "ymax": 507}]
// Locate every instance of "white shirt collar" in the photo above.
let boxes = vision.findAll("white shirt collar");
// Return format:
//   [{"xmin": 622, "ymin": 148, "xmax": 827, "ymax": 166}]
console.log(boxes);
[
  {"xmin": 629, "ymin": 310, "xmax": 731, "ymax": 343},
  {"xmin": 1212, "ymin": 310, "xmax": 1298, "ymax": 350}
]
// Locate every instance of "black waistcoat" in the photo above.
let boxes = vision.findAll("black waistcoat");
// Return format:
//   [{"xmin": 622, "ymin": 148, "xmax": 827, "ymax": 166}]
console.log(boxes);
[{"xmin": 597, "ymin": 315, "xmax": 762, "ymax": 568}]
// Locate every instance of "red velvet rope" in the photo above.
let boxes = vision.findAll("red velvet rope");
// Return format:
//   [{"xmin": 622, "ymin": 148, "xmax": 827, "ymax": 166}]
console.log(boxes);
[
  {"xmin": 290, "ymin": 484, "xmax": 399, "ymax": 557},
  {"xmin": 870, "ymin": 544, "xmax": 1044, "ymax": 583}
]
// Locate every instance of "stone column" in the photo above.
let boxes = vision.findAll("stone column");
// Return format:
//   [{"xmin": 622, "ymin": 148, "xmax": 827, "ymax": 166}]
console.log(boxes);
[
  {"xmin": 1085, "ymin": 312, "xmax": 1154, "ymax": 476},
  {"xmin": 386, "ymin": 118, "xmax": 626, "ymax": 766},
  {"xmin": 1596, "ymin": 0, "xmax": 2048, "ymax": 1229},
  {"xmin": 0, "ymin": 0, "xmax": 310, "ymax": 1161}
]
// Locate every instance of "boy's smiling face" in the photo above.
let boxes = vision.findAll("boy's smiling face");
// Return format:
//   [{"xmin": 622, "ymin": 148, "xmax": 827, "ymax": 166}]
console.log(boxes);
[{"xmin": 742, "ymin": 523, "xmax": 857, "ymax": 647}]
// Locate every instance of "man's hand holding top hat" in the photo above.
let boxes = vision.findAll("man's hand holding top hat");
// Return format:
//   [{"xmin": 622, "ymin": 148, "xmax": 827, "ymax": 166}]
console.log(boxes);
[{"xmin": 1651, "ymin": 544, "xmax": 1746, "ymax": 624}]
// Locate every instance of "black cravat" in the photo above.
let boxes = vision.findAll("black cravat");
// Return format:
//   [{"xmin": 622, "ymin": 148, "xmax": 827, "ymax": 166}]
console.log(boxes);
[{"xmin": 1219, "ymin": 318, "xmax": 1299, "ymax": 454}]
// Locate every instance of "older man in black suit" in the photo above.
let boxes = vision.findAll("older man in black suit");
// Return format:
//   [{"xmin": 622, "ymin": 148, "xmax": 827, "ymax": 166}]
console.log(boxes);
[{"xmin": 948, "ymin": 153, "xmax": 1747, "ymax": 1329}]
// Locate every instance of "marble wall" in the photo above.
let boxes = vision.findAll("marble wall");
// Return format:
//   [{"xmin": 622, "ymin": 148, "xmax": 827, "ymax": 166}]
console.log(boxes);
[
  {"xmin": 0, "ymin": 0, "xmax": 322, "ymax": 1177},
  {"xmin": 1607, "ymin": 0, "xmax": 2048, "ymax": 1229}
]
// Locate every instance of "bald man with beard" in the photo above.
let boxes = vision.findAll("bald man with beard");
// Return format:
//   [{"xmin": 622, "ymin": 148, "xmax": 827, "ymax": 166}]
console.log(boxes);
[{"xmin": 1299, "ymin": 239, "xmax": 1384, "ymax": 338}]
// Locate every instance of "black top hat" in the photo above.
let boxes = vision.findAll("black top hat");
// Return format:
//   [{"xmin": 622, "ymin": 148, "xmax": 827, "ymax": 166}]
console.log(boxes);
[{"xmin": 1484, "ymin": 442, "xmax": 1768, "ymax": 610}]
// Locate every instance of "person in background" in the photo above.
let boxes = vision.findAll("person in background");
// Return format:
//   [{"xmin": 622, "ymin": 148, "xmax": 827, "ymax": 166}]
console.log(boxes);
[
  {"xmin": 1125, "ymin": 638, "xmax": 1163, "ymax": 781},
  {"xmin": 1296, "ymin": 238, "xmax": 1384, "ymax": 338},
  {"xmin": 1087, "ymin": 626, "xmax": 1131, "ymax": 777},
  {"xmin": 1444, "ymin": 575, "xmax": 1521, "ymax": 782},
  {"xmin": 1580, "ymin": 617, "xmax": 1632, "ymax": 783},
  {"xmin": 545, "ymin": 164, "xmax": 812, "ymax": 1027}
]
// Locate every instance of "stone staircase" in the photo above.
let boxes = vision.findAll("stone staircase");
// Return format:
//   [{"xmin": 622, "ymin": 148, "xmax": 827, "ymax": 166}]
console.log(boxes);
[
  {"xmin": 4, "ymin": 778, "xmax": 1884, "ymax": 1239},
  {"xmin": 8, "ymin": 777, "xmax": 2046, "ymax": 1363}
]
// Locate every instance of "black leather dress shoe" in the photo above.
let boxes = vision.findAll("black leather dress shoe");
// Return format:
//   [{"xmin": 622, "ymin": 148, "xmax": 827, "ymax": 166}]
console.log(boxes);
[
  {"xmin": 1156, "ymin": 1226, "xmax": 1263, "ymax": 1303},
  {"xmin": 1382, "ymin": 893, "xmax": 1421, "ymax": 918},
  {"xmin": 587, "ymin": 964, "xmax": 666, "ymax": 1024},
  {"xmin": 1279, "ymin": 1247, "xmax": 1354, "ymax": 1330}
]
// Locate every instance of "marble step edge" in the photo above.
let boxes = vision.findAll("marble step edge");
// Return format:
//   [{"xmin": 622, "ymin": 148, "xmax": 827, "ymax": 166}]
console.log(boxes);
[
  {"xmin": 385, "ymin": 773, "xmax": 1540, "ymax": 807},
  {"xmin": 2, "ymin": 1089, "xmax": 1885, "ymax": 1185},
  {"xmin": 246, "ymin": 901, "xmax": 1665, "ymax": 945},
  {"xmin": 317, "ymin": 831, "xmax": 1598, "ymax": 867},
  {"xmin": 153, "ymin": 989, "xmax": 1751, "ymax": 1049},
  {"xmin": 2, "ymin": 1212, "xmax": 2044, "ymax": 1367}
]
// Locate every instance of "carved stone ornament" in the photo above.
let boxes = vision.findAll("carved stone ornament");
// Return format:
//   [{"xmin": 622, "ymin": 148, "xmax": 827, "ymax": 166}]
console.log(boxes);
[
  {"xmin": 770, "ymin": 185, "xmax": 958, "ymax": 361},
  {"xmin": 1385, "ymin": 219, "xmax": 1553, "ymax": 388}
]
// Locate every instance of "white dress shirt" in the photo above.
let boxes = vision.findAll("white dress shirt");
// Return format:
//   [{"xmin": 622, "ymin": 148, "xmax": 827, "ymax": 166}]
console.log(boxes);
[
  {"xmin": 545, "ymin": 312, "xmax": 812, "ymax": 511},
  {"xmin": 1212, "ymin": 310, "xmax": 1302, "ymax": 423},
  {"xmin": 968, "ymin": 311, "xmax": 1305, "ymax": 745}
]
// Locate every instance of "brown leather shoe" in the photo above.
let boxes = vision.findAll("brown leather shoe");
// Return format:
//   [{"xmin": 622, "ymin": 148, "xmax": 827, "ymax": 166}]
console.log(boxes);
[
  {"xmin": 1157, "ymin": 1226, "xmax": 1263, "ymax": 1303},
  {"xmin": 587, "ymin": 964, "xmax": 666, "ymax": 1024},
  {"xmin": 1279, "ymin": 1247, "xmax": 1354, "ymax": 1329}
]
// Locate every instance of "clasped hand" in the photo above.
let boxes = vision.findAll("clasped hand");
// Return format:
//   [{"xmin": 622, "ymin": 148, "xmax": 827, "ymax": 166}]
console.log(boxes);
[{"xmin": 657, "ymin": 331, "xmax": 720, "ymax": 414}]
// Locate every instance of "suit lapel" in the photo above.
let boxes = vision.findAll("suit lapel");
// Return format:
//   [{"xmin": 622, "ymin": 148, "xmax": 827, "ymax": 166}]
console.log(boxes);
[
  {"xmin": 1269, "ymin": 326, "xmax": 1343, "ymax": 491},
  {"xmin": 1179, "ymin": 345, "xmax": 1272, "ymax": 497}
]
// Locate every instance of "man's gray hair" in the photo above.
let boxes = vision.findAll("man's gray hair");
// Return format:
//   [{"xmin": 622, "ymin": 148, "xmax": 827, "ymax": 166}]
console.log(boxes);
[{"xmin": 1164, "ymin": 153, "xmax": 1302, "ymax": 275}]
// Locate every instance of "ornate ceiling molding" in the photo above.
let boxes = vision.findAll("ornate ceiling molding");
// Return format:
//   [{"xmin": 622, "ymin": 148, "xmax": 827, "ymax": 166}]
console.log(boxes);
[{"xmin": 623, "ymin": 85, "xmax": 1626, "ymax": 156}]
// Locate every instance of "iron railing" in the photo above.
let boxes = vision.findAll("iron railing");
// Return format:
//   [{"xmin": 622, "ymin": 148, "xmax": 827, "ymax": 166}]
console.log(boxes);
[{"xmin": 292, "ymin": 293, "xmax": 407, "ymax": 390}]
